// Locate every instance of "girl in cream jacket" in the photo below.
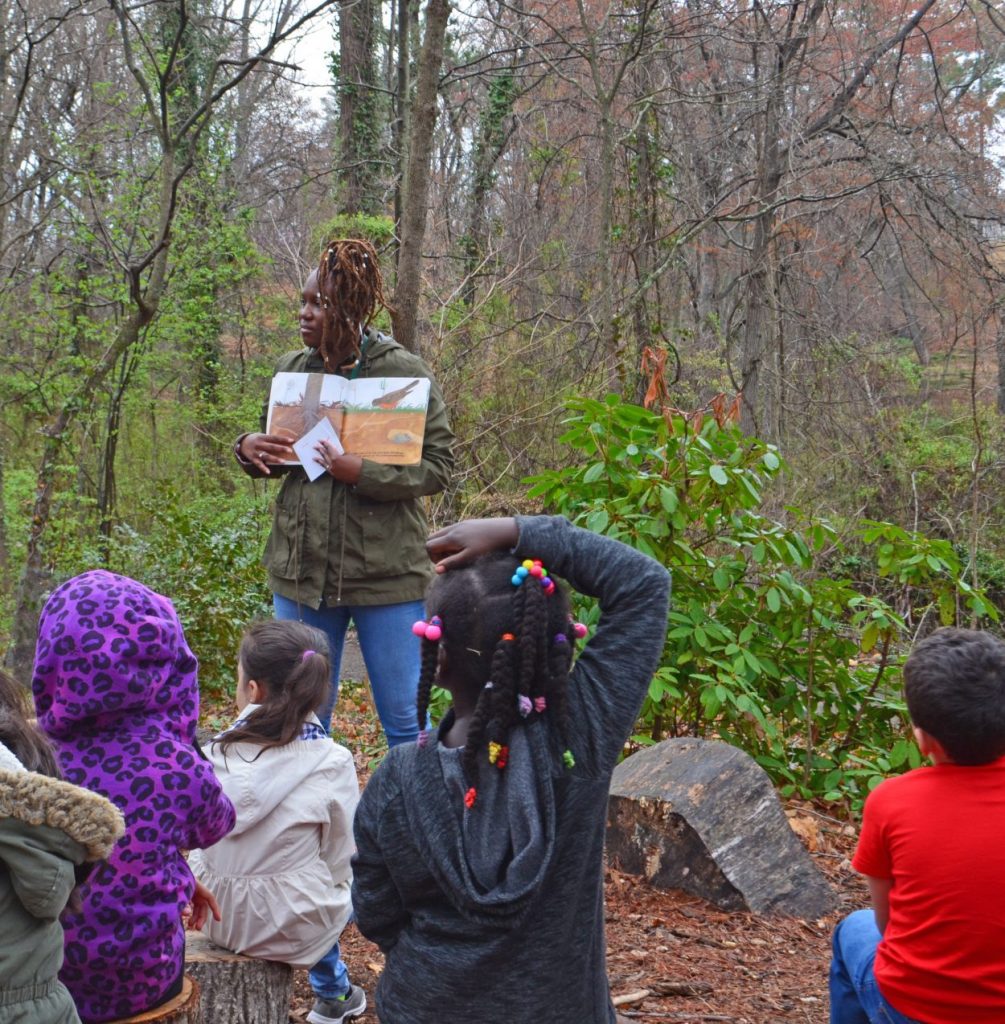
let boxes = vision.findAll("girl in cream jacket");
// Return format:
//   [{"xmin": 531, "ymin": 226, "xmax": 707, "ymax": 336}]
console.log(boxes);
[{"xmin": 188, "ymin": 620, "xmax": 363, "ymax": 1024}]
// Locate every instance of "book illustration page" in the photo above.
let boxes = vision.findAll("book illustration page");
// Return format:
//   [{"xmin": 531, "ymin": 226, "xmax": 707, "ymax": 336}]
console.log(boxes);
[
  {"xmin": 265, "ymin": 374, "xmax": 430, "ymax": 466},
  {"xmin": 339, "ymin": 377, "xmax": 430, "ymax": 465},
  {"xmin": 266, "ymin": 373, "xmax": 348, "ymax": 464}
]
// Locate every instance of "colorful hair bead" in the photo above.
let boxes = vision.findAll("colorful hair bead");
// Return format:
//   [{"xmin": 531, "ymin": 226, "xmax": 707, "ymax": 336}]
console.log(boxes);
[
  {"xmin": 572, "ymin": 622, "xmax": 588, "ymax": 639},
  {"xmin": 496, "ymin": 745, "xmax": 509, "ymax": 769},
  {"xmin": 512, "ymin": 559, "xmax": 549, "ymax": 587},
  {"xmin": 488, "ymin": 741, "xmax": 502, "ymax": 765},
  {"xmin": 501, "ymin": 633, "xmax": 515, "ymax": 642},
  {"xmin": 562, "ymin": 749, "xmax": 576, "ymax": 769},
  {"xmin": 554, "ymin": 633, "xmax": 567, "ymax": 645},
  {"xmin": 464, "ymin": 787, "xmax": 477, "ymax": 809},
  {"xmin": 417, "ymin": 729, "xmax": 428, "ymax": 749},
  {"xmin": 533, "ymin": 696, "xmax": 547, "ymax": 713},
  {"xmin": 412, "ymin": 615, "xmax": 443, "ymax": 641},
  {"xmin": 517, "ymin": 694, "xmax": 533, "ymax": 717}
]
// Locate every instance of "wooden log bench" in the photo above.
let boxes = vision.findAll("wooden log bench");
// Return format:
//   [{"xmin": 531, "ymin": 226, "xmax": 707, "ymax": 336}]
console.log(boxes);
[
  {"xmin": 105, "ymin": 977, "xmax": 201, "ymax": 1024},
  {"xmin": 185, "ymin": 931, "xmax": 294, "ymax": 1024}
]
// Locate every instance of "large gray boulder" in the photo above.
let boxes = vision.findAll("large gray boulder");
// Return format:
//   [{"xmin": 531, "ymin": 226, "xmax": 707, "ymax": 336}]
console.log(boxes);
[{"xmin": 607, "ymin": 737, "xmax": 835, "ymax": 917}]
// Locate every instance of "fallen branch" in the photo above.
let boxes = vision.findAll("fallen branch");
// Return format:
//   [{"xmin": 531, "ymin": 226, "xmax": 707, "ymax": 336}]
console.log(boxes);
[
  {"xmin": 652, "ymin": 980, "xmax": 715, "ymax": 996},
  {"xmin": 612, "ymin": 989, "xmax": 651, "ymax": 1007}
]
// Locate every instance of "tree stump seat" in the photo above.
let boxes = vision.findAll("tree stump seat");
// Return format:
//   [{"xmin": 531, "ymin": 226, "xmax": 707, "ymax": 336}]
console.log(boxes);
[
  {"xmin": 184, "ymin": 931, "xmax": 294, "ymax": 1024},
  {"xmin": 105, "ymin": 977, "xmax": 201, "ymax": 1024}
]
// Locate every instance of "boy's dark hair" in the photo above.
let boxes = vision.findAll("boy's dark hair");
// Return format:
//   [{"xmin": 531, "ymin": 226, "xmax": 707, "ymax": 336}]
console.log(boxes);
[
  {"xmin": 214, "ymin": 620, "xmax": 330, "ymax": 756},
  {"xmin": 903, "ymin": 627, "xmax": 1005, "ymax": 765},
  {"xmin": 417, "ymin": 552, "xmax": 576, "ymax": 796},
  {"xmin": 315, "ymin": 238, "xmax": 392, "ymax": 373},
  {"xmin": 0, "ymin": 668, "xmax": 60, "ymax": 776}
]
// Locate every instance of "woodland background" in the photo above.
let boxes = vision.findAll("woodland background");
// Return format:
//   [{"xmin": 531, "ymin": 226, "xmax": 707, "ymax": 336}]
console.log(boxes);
[{"xmin": 2, "ymin": 0, "xmax": 1004, "ymax": 809}]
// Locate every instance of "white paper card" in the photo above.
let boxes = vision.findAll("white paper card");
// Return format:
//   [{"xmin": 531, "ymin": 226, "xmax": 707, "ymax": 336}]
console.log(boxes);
[{"xmin": 293, "ymin": 417, "xmax": 344, "ymax": 482}]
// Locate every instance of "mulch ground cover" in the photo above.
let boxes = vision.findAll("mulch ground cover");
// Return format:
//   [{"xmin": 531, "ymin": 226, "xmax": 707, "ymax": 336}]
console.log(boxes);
[{"xmin": 272, "ymin": 679, "xmax": 869, "ymax": 1024}]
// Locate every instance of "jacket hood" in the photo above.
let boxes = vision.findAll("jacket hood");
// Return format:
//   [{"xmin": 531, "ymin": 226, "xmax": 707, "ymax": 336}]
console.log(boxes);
[
  {"xmin": 31, "ymin": 570, "xmax": 200, "ymax": 742},
  {"xmin": 397, "ymin": 713, "xmax": 557, "ymax": 926},
  {"xmin": 0, "ymin": 767, "xmax": 125, "ymax": 860},
  {"xmin": 361, "ymin": 328, "xmax": 399, "ymax": 365},
  {"xmin": 296, "ymin": 329, "xmax": 400, "ymax": 374}
]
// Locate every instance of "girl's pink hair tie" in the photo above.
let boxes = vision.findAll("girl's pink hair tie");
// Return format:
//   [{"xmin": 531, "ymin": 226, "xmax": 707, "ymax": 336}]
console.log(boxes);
[{"xmin": 411, "ymin": 615, "xmax": 443, "ymax": 641}]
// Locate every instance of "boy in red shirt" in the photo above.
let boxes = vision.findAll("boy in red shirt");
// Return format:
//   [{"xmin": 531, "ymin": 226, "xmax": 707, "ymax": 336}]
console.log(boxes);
[{"xmin": 829, "ymin": 627, "xmax": 1005, "ymax": 1024}]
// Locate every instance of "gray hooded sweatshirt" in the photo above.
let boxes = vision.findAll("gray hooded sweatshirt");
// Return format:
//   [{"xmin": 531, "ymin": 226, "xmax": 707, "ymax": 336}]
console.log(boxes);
[{"xmin": 352, "ymin": 515, "xmax": 671, "ymax": 1023}]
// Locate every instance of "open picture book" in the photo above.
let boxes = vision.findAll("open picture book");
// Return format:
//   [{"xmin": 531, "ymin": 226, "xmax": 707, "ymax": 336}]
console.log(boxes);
[{"xmin": 266, "ymin": 373, "xmax": 430, "ymax": 471}]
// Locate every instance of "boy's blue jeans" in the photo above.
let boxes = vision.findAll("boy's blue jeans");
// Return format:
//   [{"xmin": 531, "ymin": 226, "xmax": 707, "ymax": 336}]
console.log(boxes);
[
  {"xmin": 273, "ymin": 596, "xmax": 423, "ymax": 745},
  {"xmin": 309, "ymin": 941, "xmax": 350, "ymax": 1000},
  {"xmin": 829, "ymin": 910, "xmax": 921, "ymax": 1024}
]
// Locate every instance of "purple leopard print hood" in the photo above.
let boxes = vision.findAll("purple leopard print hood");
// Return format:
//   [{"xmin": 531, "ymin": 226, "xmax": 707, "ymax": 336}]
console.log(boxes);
[
  {"xmin": 33, "ymin": 569, "xmax": 198, "ymax": 742},
  {"xmin": 32, "ymin": 570, "xmax": 236, "ymax": 1024}
]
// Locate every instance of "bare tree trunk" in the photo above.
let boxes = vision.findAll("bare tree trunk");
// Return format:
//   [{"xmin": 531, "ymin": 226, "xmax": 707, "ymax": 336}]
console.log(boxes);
[
  {"xmin": 392, "ymin": 0, "xmax": 412, "ymax": 266},
  {"xmin": 0, "ymin": 455, "xmax": 8, "ymax": 583},
  {"xmin": 596, "ymin": 101, "xmax": 621, "ymax": 392},
  {"xmin": 997, "ymin": 315, "xmax": 1005, "ymax": 415},
  {"xmin": 392, "ymin": 0, "xmax": 451, "ymax": 353},
  {"xmin": 462, "ymin": 72, "xmax": 515, "ymax": 306},
  {"xmin": 7, "ymin": 276, "xmax": 161, "ymax": 675},
  {"xmin": 337, "ymin": 0, "xmax": 380, "ymax": 214}
]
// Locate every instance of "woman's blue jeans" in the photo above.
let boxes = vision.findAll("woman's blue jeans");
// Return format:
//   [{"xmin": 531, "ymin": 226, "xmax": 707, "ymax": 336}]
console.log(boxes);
[
  {"xmin": 273, "ymin": 595, "xmax": 423, "ymax": 746},
  {"xmin": 829, "ymin": 910, "xmax": 921, "ymax": 1024}
]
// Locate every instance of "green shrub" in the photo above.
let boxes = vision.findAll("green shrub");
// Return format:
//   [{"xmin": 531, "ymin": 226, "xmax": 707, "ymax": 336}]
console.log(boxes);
[
  {"xmin": 527, "ymin": 395, "xmax": 998, "ymax": 809},
  {"xmin": 106, "ymin": 487, "xmax": 272, "ymax": 698}
]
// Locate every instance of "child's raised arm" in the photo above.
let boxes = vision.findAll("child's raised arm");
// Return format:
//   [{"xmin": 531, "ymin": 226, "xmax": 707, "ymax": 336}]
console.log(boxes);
[
  {"xmin": 516, "ymin": 515, "xmax": 669, "ymax": 774},
  {"xmin": 429, "ymin": 514, "xmax": 670, "ymax": 775}
]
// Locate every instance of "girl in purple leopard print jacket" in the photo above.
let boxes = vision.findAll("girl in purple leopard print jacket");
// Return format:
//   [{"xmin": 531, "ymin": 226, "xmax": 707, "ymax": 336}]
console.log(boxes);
[{"xmin": 31, "ymin": 570, "xmax": 236, "ymax": 1024}]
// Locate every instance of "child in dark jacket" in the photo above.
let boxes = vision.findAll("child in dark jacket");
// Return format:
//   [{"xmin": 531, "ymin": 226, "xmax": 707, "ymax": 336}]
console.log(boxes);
[
  {"xmin": 351, "ymin": 515, "xmax": 671, "ymax": 1024},
  {"xmin": 0, "ymin": 670, "xmax": 124, "ymax": 1024},
  {"xmin": 31, "ymin": 570, "xmax": 236, "ymax": 1023}
]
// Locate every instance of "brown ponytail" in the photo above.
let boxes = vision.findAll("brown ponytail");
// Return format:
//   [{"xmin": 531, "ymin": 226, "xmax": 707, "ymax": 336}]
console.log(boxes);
[
  {"xmin": 215, "ymin": 621, "xmax": 330, "ymax": 755},
  {"xmin": 0, "ymin": 669, "xmax": 60, "ymax": 776}
]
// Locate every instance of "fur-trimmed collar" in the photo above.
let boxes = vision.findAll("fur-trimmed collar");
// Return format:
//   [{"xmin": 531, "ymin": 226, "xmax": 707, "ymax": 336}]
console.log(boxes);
[{"xmin": 0, "ymin": 768, "xmax": 124, "ymax": 860}]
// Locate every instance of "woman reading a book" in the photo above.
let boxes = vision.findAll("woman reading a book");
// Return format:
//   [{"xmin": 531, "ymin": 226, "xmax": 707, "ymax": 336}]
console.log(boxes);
[{"xmin": 234, "ymin": 238, "xmax": 455, "ymax": 744}]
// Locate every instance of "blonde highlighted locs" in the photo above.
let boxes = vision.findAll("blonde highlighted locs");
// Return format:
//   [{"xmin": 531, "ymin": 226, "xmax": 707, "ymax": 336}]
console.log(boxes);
[{"xmin": 316, "ymin": 238, "xmax": 393, "ymax": 373}]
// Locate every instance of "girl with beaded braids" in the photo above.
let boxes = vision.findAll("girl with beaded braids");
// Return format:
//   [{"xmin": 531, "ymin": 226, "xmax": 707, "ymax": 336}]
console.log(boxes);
[
  {"xmin": 351, "ymin": 514, "xmax": 671, "ymax": 1024},
  {"xmin": 234, "ymin": 239, "xmax": 455, "ymax": 743}
]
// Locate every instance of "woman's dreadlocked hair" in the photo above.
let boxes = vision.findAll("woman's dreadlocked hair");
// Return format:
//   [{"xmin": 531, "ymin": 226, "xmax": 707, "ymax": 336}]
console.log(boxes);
[
  {"xmin": 315, "ymin": 238, "xmax": 393, "ymax": 373},
  {"xmin": 415, "ymin": 552, "xmax": 580, "ymax": 807}
]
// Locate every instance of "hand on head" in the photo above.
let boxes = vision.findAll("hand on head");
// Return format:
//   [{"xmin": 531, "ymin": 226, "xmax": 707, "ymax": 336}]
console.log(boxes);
[{"xmin": 426, "ymin": 518, "xmax": 519, "ymax": 573}]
